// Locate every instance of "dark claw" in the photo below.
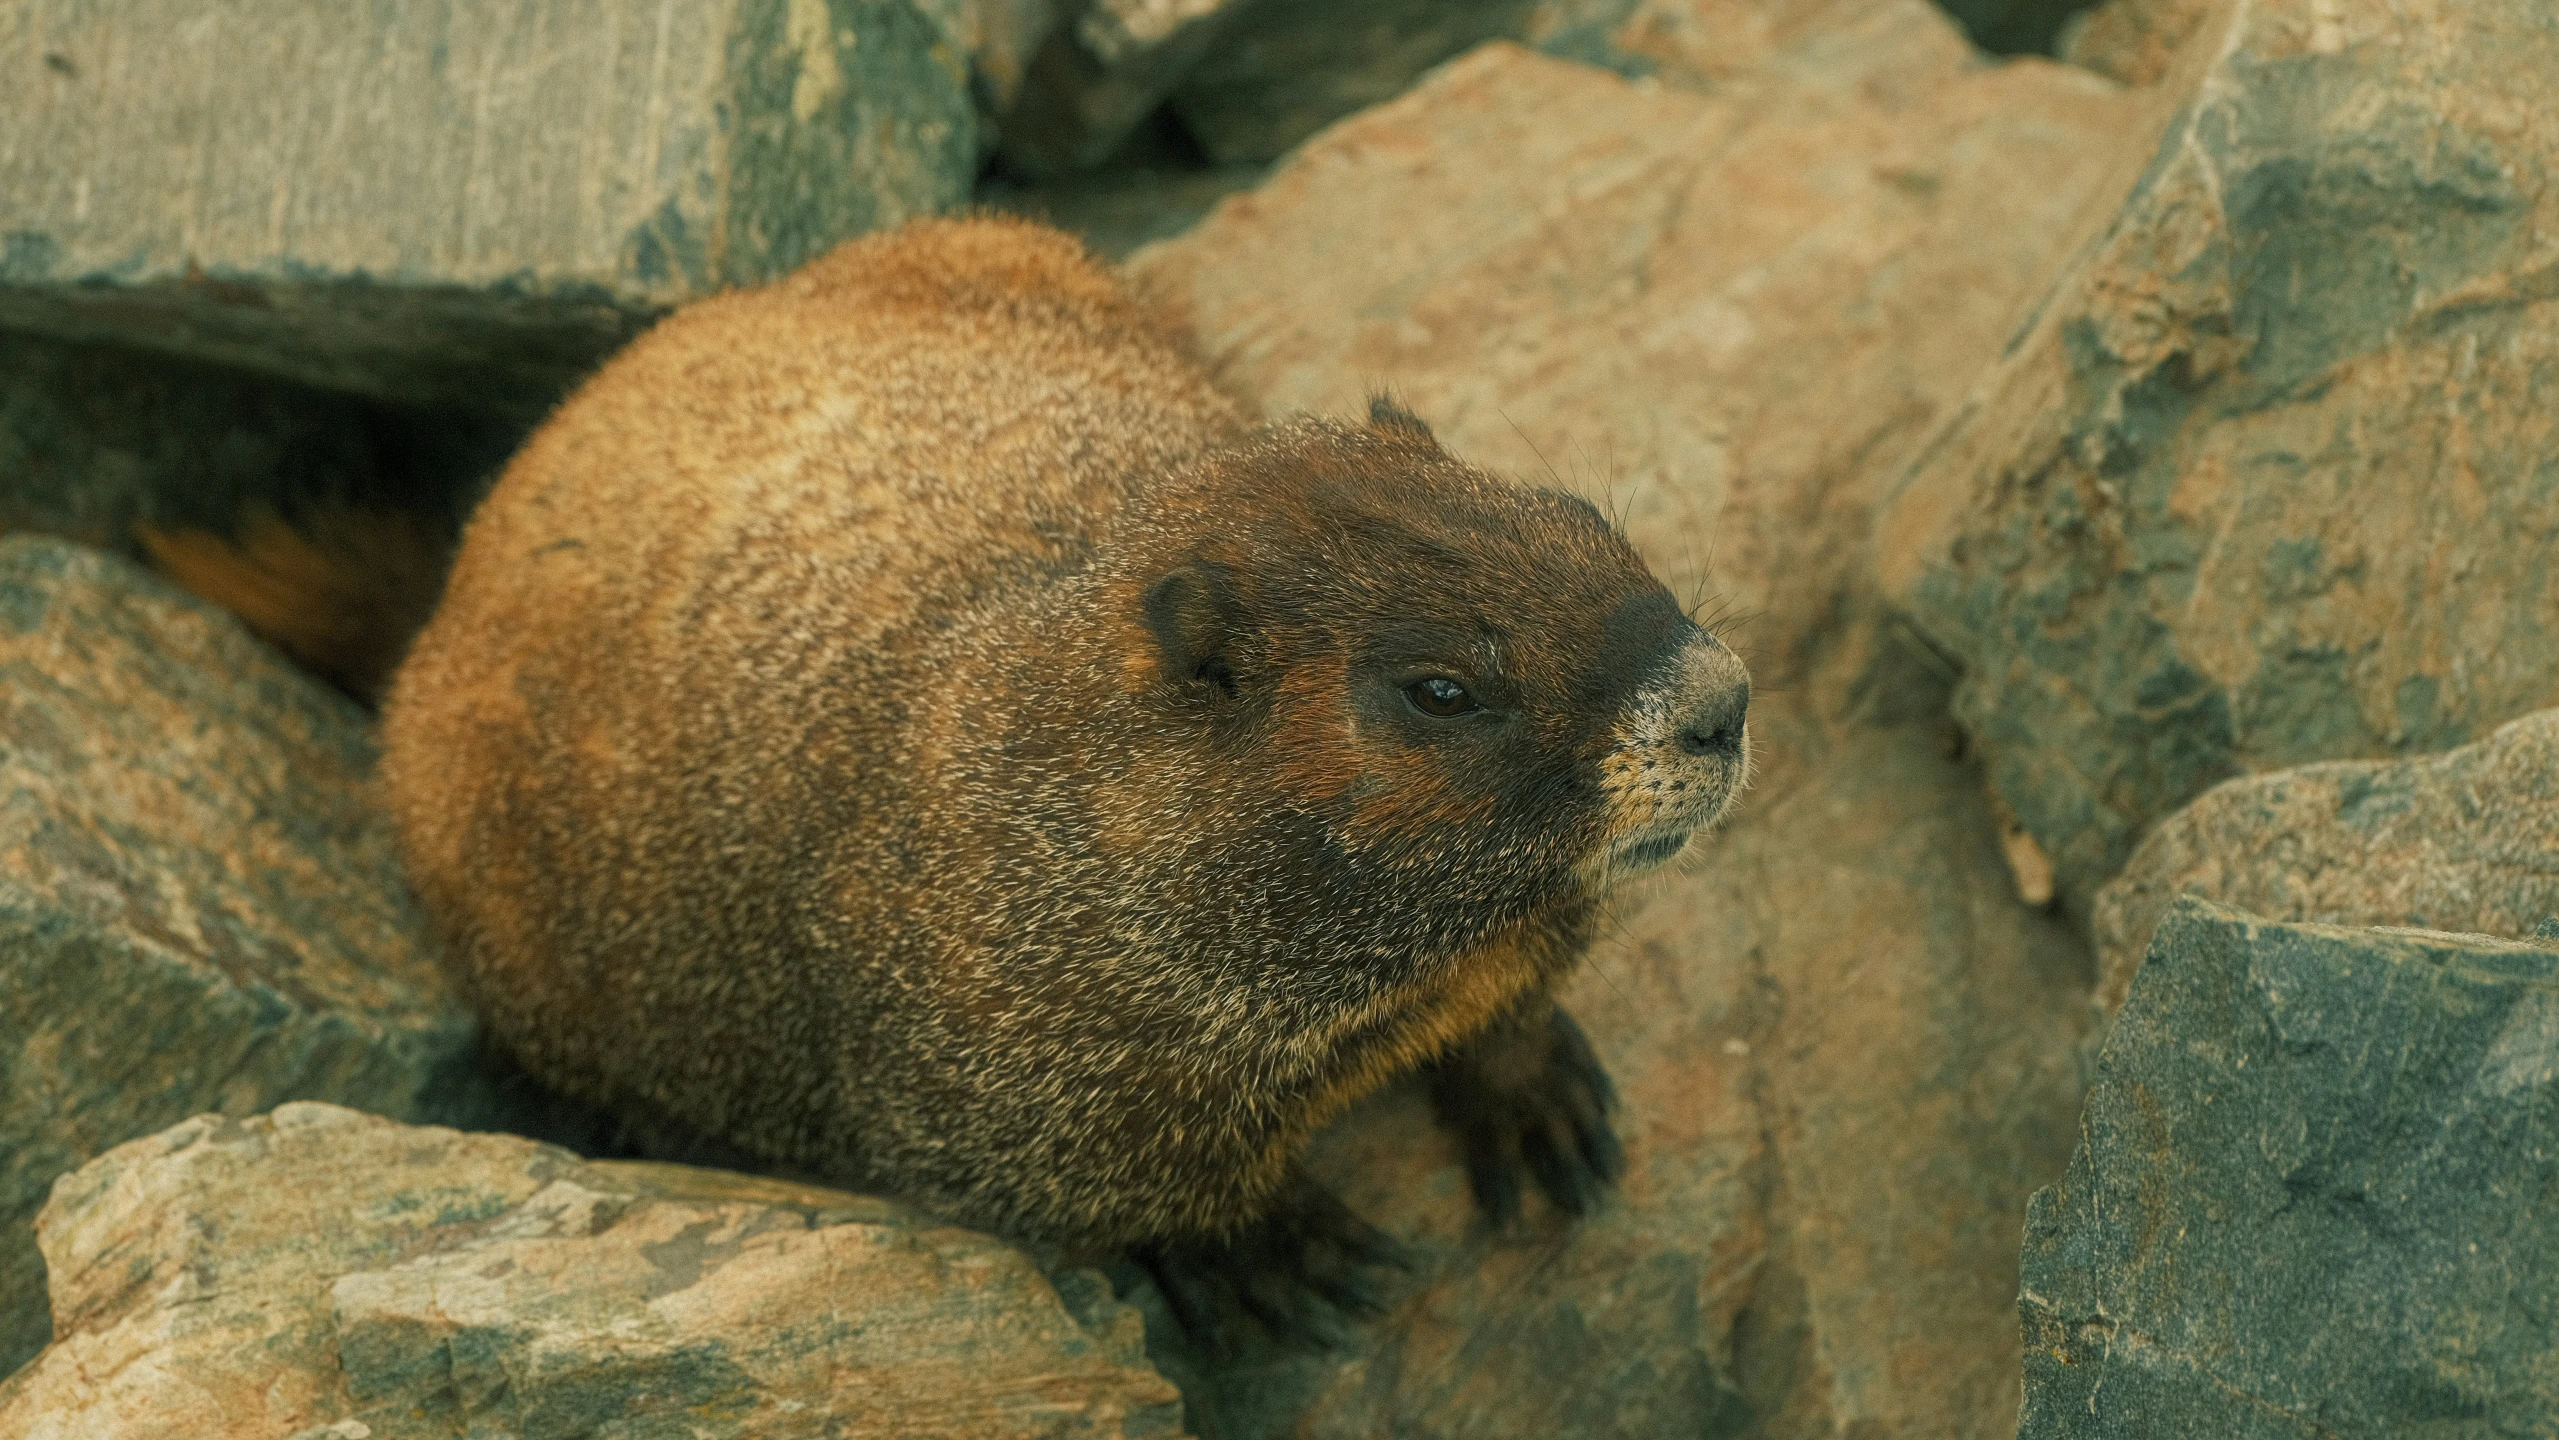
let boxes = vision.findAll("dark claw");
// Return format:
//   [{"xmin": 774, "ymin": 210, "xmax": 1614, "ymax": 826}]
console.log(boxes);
[
  {"xmin": 1463, "ymin": 1137, "xmax": 1524, "ymax": 1228},
  {"xmin": 1574, "ymin": 1100, "xmax": 1628, "ymax": 1186},
  {"xmin": 1138, "ymin": 1248, "xmax": 1228, "ymax": 1357},
  {"xmin": 1523, "ymin": 1122, "xmax": 1594, "ymax": 1216},
  {"xmin": 1430, "ymin": 1003, "xmax": 1625, "ymax": 1226},
  {"xmin": 1134, "ymin": 1174, "xmax": 1408, "ymax": 1357}
]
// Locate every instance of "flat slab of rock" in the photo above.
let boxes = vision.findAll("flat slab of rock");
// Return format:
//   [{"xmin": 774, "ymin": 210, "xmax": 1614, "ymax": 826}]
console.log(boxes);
[
  {"xmin": 1878, "ymin": 0, "xmax": 2559, "ymax": 914},
  {"xmin": 2093, "ymin": 705, "xmax": 2559, "ymax": 1015},
  {"xmin": 1129, "ymin": 26, "xmax": 2153, "ymax": 1438},
  {"xmin": 0, "ymin": 1104, "xmax": 1186, "ymax": 1438},
  {"xmin": 2019, "ymin": 899, "xmax": 2559, "ymax": 1436},
  {"xmin": 0, "ymin": 537, "xmax": 511, "ymax": 1375},
  {"xmin": 0, "ymin": 0, "xmax": 976, "ymax": 412}
]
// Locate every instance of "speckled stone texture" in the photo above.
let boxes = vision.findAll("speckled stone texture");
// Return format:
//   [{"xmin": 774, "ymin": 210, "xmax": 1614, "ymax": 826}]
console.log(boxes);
[
  {"xmin": 0, "ymin": 537, "xmax": 512, "ymax": 1376},
  {"xmin": 2093, "ymin": 705, "xmax": 2559, "ymax": 1018},
  {"xmin": 1128, "ymin": 19, "xmax": 2172, "ymax": 1436},
  {"xmin": 2018, "ymin": 899, "xmax": 2559, "ymax": 1437},
  {"xmin": 2061, "ymin": 0, "xmax": 2219, "ymax": 84},
  {"xmin": 1877, "ymin": 0, "xmax": 2559, "ymax": 918},
  {"xmin": 0, "ymin": 1104, "xmax": 1187, "ymax": 1439},
  {"xmin": 0, "ymin": 0, "xmax": 976, "ymax": 414}
]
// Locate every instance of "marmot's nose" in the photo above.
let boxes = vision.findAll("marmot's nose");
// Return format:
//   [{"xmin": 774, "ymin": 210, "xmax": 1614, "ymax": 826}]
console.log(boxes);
[{"xmin": 1674, "ymin": 647, "xmax": 1751, "ymax": 758}]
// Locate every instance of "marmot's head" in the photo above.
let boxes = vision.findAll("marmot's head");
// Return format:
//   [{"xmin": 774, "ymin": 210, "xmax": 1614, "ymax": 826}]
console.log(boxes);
[{"xmin": 1027, "ymin": 400, "xmax": 1748, "ymax": 994}]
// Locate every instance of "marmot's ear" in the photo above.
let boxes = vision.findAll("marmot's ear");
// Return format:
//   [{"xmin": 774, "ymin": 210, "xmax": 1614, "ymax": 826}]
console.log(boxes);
[
  {"xmin": 1368, "ymin": 394, "xmax": 1436, "ymax": 443},
  {"xmin": 1142, "ymin": 560, "xmax": 1244, "ymax": 697}
]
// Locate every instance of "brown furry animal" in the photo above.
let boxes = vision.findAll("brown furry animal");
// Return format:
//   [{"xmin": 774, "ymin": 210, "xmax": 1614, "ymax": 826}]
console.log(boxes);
[{"xmin": 380, "ymin": 216, "xmax": 1750, "ymax": 1342}]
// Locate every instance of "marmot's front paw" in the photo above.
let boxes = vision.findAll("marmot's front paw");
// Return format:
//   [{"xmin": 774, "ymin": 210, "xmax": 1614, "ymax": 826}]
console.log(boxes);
[
  {"xmin": 1133, "ymin": 1172, "xmax": 1411, "ymax": 1356},
  {"xmin": 1428, "ymin": 1003, "xmax": 1626, "ymax": 1227}
]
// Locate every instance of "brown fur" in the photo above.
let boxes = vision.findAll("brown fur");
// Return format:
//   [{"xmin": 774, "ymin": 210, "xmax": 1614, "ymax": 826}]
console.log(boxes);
[
  {"xmin": 379, "ymin": 216, "xmax": 1750, "ymax": 1255},
  {"xmin": 140, "ymin": 506, "xmax": 449, "ymax": 699}
]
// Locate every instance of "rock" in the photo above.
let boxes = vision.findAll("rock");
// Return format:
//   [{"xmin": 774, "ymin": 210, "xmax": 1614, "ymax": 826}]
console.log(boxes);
[
  {"xmin": 1131, "ymin": 35, "xmax": 2162, "ymax": 693},
  {"xmin": 1129, "ymin": 30, "xmax": 2152, "ymax": 1437},
  {"xmin": 0, "ymin": 537, "xmax": 521, "ymax": 1376},
  {"xmin": 1877, "ymin": 0, "xmax": 2559, "ymax": 917},
  {"xmin": 1157, "ymin": 0, "xmax": 1982, "ymax": 168},
  {"xmin": 1610, "ymin": 0, "xmax": 1983, "ymax": 114},
  {"xmin": 0, "ymin": 1104, "xmax": 1186, "ymax": 1438},
  {"xmin": 2018, "ymin": 899, "xmax": 2559, "ymax": 1436},
  {"xmin": 2059, "ymin": 0, "xmax": 2219, "ymax": 84},
  {"xmin": 0, "ymin": 0, "xmax": 977, "ymax": 414},
  {"xmin": 1162, "ymin": 0, "xmax": 1642, "ymax": 166},
  {"xmin": 2093, "ymin": 706, "xmax": 2559, "ymax": 1016},
  {"xmin": 1145, "ymin": 0, "xmax": 1988, "ymax": 170},
  {"xmin": 958, "ymin": 0, "xmax": 1066, "ymax": 113},
  {"xmin": 999, "ymin": 0, "xmax": 1252, "ymax": 175}
]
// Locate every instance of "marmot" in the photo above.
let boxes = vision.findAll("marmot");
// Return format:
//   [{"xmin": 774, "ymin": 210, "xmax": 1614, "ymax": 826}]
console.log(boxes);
[{"xmin": 379, "ymin": 216, "xmax": 1751, "ymax": 1343}]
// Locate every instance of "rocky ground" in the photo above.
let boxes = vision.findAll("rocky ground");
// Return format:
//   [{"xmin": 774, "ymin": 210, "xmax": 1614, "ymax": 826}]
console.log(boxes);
[{"xmin": 3, "ymin": 0, "xmax": 2554, "ymax": 1436}]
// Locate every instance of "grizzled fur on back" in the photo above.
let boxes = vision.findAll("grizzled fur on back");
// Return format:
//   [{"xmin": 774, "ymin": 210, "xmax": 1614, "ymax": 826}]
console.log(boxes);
[{"xmin": 382, "ymin": 216, "xmax": 1744, "ymax": 1251}]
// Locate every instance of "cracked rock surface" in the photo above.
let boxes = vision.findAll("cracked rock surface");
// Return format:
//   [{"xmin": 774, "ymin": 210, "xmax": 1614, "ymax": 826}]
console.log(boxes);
[
  {"xmin": 1878, "ymin": 0, "xmax": 2559, "ymax": 919},
  {"xmin": 2019, "ymin": 899, "xmax": 2559, "ymax": 1437},
  {"xmin": 0, "ymin": 0, "xmax": 977, "ymax": 415},
  {"xmin": 0, "ymin": 1104, "xmax": 1186, "ymax": 1440},
  {"xmin": 0, "ymin": 537, "xmax": 522, "ymax": 1376},
  {"xmin": 2094, "ymin": 705, "xmax": 2559, "ymax": 1019}
]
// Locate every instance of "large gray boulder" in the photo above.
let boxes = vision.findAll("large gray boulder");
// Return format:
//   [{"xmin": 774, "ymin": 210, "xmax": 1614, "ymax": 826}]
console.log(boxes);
[
  {"xmin": 2019, "ymin": 899, "xmax": 2559, "ymax": 1436},
  {"xmin": 1877, "ymin": 0, "xmax": 2559, "ymax": 917},
  {"xmin": 0, "ymin": 1104, "xmax": 1186, "ymax": 1438},
  {"xmin": 0, "ymin": 0, "xmax": 977, "ymax": 414},
  {"xmin": 0, "ymin": 537, "xmax": 518, "ymax": 1376},
  {"xmin": 2093, "ymin": 705, "xmax": 2559, "ymax": 1017}
]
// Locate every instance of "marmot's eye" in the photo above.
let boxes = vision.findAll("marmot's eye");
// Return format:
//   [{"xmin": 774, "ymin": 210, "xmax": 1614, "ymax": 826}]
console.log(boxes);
[{"xmin": 1405, "ymin": 676, "xmax": 1480, "ymax": 718}]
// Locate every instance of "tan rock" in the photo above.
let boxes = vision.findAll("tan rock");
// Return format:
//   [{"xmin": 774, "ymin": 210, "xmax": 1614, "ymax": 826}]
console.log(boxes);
[
  {"xmin": 0, "ymin": 537, "xmax": 521, "ymax": 1376},
  {"xmin": 0, "ymin": 1104, "xmax": 1186, "ymax": 1439},
  {"xmin": 1134, "ymin": 38, "xmax": 2159, "ymax": 690},
  {"xmin": 1612, "ymin": 0, "xmax": 1979, "ymax": 112},
  {"xmin": 1877, "ymin": 0, "xmax": 2559, "ymax": 918},
  {"xmin": 2091, "ymin": 706, "xmax": 2559, "ymax": 1018},
  {"xmin": 1160, "ymin": 0, "xmax": 1632, "ymax": 166},
  {"xmin": 1128, "ymin": 30, "xmax": 2156, "ymax": 1437},
  {"xmin": 1160, "ymin": 0, "xmax": 1978, "ymax": 169},
  {"xmin": 2061, "ymin": 0, "xmax": 2220, "ymax": 86}
]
